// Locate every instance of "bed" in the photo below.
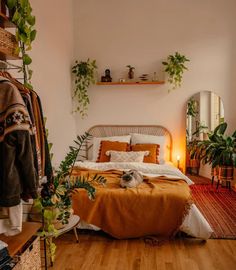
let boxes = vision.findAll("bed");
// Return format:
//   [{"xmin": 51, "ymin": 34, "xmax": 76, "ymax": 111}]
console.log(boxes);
[{"xmin": 72, "ymin": 125, "xmax": 213, "ymax": 240}]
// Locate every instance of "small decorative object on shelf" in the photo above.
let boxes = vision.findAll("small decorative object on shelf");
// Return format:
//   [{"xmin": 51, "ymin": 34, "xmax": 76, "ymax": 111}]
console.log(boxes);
[
  {"xmin": 119, "ymin": 78, "xmax": 125, "ymax": 83},
  {"xmin": 101, "ymin": 68, "xmax": 112, "ymax": 82},
  {"xmin": 152, "ymin": 72, "xmax": 158, "ymax": 82},
  {"xmin": 139, "ymin": 74, "xmax": 149, "ymax": 81},
  {"xmin": 126, "ymin": 65, "xmax": 135, "ymax": 79}
]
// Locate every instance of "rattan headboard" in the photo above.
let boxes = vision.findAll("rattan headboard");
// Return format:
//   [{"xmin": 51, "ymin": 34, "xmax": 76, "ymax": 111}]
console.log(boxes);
[{"xmin": 86, "ymin": 125, "xmax": 172, "ymax": 161}]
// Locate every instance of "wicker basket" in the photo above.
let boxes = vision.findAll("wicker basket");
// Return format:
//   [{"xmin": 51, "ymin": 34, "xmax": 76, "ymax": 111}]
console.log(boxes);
[
  {"xmin": 13, "ymin": 236, "xmax": 41, "ymax": 270},
  {"xmin": 0, "ymin": 27, "xmax": 19, "ymax": 58}
]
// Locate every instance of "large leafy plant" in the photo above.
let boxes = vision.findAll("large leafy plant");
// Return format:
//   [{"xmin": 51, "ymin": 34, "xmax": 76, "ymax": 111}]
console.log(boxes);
[
  {"xmin": 72, "ymin": 59, "xmax": 97, "ymax": 117},
  {"xmin": 162, "ymin": 52, "xmax": 190, "ymax": 91},
  {"xmin": 191, "ymin": 123, "xmax": 236, "ymax": 168},
  {"xmin": 35, "ymin": 133, "xmax": 106, "ymax": 262},
  {"xmin": 6, "ymin": 0, "xmax": 36, "ymax": 88}
]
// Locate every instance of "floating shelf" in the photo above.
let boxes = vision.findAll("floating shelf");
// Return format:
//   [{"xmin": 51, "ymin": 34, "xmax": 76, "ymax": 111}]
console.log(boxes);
[
  {"xmin": 97, "ymin": 81, "xmax": 165, "ymax": 86},
  {"xmin": 0, "ymin": 12, "xmax": 15, "ymax": 28}
]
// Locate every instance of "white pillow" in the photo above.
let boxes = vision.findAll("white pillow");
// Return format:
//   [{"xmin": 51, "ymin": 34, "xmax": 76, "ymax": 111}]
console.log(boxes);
[
  {"xmin": 130, "ymin": 133, "xmax": 168, "ymax": 164},
  {"xmin": 106, "ymin": 150, "xmax": 149, "ymax": 163},
  {"xmin": 92, "ymin": 135, "xmax": 131, "ymax": 161}
]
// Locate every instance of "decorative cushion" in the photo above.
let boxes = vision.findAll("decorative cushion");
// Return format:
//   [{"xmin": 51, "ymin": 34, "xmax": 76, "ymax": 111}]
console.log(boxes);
[
  {"xmin": 130, "ymin": 133, "xmax": 167, "ymax": 164},
  {"xmin": 106, "ymin": 151, "xmax": 149, "ymax": 163},
  {"xmin": 131, "ymin": 144, "xmax": 160, "ymax": 164},
  {"xmin": 92, "ymin": 135, "xmax": 131, "ymax": 161},
  {"xmin": 97, "ymin": 141, "xmax": 129, "ymax": 162}
]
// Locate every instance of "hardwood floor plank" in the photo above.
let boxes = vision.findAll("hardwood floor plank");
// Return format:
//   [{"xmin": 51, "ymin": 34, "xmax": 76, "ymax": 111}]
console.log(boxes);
[{"xmin": 51, "ymin": 232, "xmax": 236, "ymax": 270}]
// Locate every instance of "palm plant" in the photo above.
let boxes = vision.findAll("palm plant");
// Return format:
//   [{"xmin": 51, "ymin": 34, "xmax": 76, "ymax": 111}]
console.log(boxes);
[{"xmin": 35, "ymin": 132, "xmax": 106, "ymax": 262}]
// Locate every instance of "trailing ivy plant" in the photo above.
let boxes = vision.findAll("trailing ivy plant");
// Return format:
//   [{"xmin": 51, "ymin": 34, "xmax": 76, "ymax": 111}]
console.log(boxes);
[
  {"xmin": 72, "ymin": 59, "xmax": 97, "ymax": 118},
  {"xmin": 6, "ymin": 0, "xmax": 37, "ymax": 89},
  {"xmin": 162, "ymin": 52, "xmax": 190, "ymax": 91},
  {"xmin": 34, "ymin": 132, "xmax": 106, "ymax": 262}
]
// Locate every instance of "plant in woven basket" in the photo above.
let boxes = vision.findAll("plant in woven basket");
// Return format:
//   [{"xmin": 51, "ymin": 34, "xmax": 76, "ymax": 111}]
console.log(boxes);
[
  {"xmin": 6, "ymin": 0, "xmax": 36, "ymax": 89},
  {"xmin": 33, "ymin": 132, "xmax": 106, "ymax": 262},
  {"xmin": 191, "ymin": 122, "xmax": 236, "ymax": 171},
  {"xmin": 162, "ymin": 52, "xmax": 190, "ymax": 91},
  {"xmin": 72, "ymin": 59, "xmax": 97, "ymax": 117}
]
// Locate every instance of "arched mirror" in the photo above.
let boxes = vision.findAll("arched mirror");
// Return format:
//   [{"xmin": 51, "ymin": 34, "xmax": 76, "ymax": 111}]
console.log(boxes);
[{"xmin": 186, "ymin": 91, "xmax": 224, "ymax": 177}]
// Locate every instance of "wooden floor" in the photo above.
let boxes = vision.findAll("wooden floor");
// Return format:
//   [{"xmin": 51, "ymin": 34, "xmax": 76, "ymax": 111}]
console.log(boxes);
[{"xmin": 51, "ymin": 231, "xmax": 236, "ymax": 270}]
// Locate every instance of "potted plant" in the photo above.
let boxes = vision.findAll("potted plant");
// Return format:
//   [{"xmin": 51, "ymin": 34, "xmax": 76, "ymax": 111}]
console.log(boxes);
[
  {"xmin": 72, "ymin": 59, "xmax": 97, "ymax": 118},
  {"xmin": 33, "ymin": 132, "xmax": 106, "ymax": 262},
  {"xmin": 191, "ymin": 122, "xmax": 236, "ymax": 181},
  {"xmin": 126, "ymin": 65, "xmax": 135, "ymax": 80},
  {"xmin": 162, "ymin": 52, "xmax": 190, "ymax": 91},
  {"xmin": 6, "ymin": 0, "xmax": 37, "ymax": 89}
]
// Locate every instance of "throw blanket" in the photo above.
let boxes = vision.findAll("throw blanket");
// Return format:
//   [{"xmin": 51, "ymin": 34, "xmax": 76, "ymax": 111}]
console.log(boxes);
[{"xmin": 72, "ymin": 167, "xmax": 192, "ymax": 239}]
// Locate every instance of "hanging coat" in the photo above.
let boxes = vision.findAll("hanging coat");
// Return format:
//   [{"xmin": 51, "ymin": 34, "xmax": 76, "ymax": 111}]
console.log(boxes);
[{"xmin": 0, "ymin": 77, "xmax": 38, "ymax": 207}]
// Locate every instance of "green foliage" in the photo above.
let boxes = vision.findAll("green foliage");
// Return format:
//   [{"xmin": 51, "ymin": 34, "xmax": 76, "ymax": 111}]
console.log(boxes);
[
  {"xmin": 162, "ymin": 52, "xmax": 190, "ymax": 91},
  {"xmin": 6, "ymin": 0, "xmax": 36, "ymax": 88},
  {"xmin": 126, "ymin": 65, "xmax": 135, "ymax": 70},
  {"xmin": 187, "ymin": 98, "xmax": 198, "ymax": 117},
  {"xmin": 37, "ymin": 132, "xmax": 106, "ymax": 262},
  {"xmin": 191, "ymin": 122, "xmax": 236, "ymax": 168},
  {"xmin": 44, "ymin": 117, "xmax": 54, "ymax": 160},
  {"xmin": 72, "ymin": 59, "xmax": 97, "ymax": 117}
]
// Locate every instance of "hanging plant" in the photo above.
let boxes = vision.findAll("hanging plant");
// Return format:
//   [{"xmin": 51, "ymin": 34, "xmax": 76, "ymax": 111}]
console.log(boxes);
[
  {"xmin": 162, "ymin": 52, "xmax": 190, "ymax": 91},
  {"xmin": 6, "ymin": 0, "xmax": 37, "ymax": 89},
  {"xmin": 72, "ymin": 59, "xmax": 97, "ymax": 118}
]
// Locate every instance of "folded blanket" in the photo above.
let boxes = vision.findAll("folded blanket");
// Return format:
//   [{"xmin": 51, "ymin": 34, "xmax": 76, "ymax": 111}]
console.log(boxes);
[{"xmin": 72, "ymin": 167, "xmax": 192, "ymax": 239}]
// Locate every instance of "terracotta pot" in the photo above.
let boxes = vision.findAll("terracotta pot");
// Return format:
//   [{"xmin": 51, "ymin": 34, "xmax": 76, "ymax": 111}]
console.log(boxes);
[{"xmin": 218, "ymin": 166, "xmax": 234, "ymax": 181}]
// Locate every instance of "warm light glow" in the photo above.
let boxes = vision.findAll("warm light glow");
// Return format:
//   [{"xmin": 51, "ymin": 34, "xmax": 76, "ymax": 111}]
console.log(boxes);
[{"xmin": 176, "ymin": 155, "xmax": 180, "ymax": 161}]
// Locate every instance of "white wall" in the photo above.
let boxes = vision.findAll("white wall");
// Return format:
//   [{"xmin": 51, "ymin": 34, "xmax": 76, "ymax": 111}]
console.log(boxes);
[
  {"xmin": 30, "ymin": 0, "xmax": 76, "ymax": 167},
  {"xmin": 27, "ymin": 0, "xmax": 236, "ymax": 170},
  {"xmin": 74, "ymin": 0, "xmax": 236, "ymax": 168}
]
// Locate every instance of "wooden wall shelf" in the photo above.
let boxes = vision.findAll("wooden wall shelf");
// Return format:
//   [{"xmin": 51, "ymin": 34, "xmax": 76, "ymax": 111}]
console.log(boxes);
[
  {"xmin": 0, "ymin": 12, "xmax": 15, "ymax": 28},
  {"xmin": 97, "ymin": 81, "xmax": 165, "ymax": 86}
]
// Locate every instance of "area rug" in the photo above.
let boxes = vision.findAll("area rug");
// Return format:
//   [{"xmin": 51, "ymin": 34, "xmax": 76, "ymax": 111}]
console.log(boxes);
[
  {"xmin": 186, "ymin": 174, "xmax": 211, "ymax": 185},
  {"xmin": 190, "ymin": 184, "xmax": 236, "ymax": 239}
]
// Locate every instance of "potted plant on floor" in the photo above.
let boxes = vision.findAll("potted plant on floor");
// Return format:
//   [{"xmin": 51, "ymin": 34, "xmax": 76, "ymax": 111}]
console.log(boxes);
[
  {"xmin": 191, "ymin": 122, "xmax": 236, "ymax": 186},
  {"xmin": 32, "ymin": 132, "xmax": 106, "ymax": 263}
]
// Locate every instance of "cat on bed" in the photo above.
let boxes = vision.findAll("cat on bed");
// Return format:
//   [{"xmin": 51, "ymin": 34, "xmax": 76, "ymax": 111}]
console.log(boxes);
[{"xmin": 120, "ymin": 170, "xmax": 143, "ymax": 188}]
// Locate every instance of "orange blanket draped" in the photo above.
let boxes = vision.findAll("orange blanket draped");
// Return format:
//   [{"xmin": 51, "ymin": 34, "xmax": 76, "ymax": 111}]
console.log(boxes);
[{"xmin": 71, "ymin": 167, "xmax": 192, "ymax": 239}]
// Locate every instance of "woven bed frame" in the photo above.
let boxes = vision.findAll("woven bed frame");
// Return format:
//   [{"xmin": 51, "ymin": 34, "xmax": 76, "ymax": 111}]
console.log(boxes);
[{"xmin": 86, "ymin": 125, "xmax": 173, "ymax": 162}]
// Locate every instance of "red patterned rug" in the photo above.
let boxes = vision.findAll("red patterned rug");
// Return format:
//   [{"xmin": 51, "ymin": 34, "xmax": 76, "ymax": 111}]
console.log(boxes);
[{"xmin": 190, "ymin": 184, "xmax": 236, "ymax": 239}]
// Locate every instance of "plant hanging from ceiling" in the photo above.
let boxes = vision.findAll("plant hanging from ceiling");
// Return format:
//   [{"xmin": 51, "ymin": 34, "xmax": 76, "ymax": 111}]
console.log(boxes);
[
  {"xmin": 6, "ymin": 0, "xmax": 37, "ymax": 89},
  {"xmin": 72, "ymin": 59, "xmax": 97, "ymax": 118},
  {"xmin": 162, "ymin": 52, "xmax": 190, "ymax": 91}
]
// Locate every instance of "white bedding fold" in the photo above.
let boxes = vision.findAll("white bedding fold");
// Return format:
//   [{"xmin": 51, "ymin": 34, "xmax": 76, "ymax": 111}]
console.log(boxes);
[{"xmin": 75, "ymin": 161, "xmax": 194, "ymax": 185}]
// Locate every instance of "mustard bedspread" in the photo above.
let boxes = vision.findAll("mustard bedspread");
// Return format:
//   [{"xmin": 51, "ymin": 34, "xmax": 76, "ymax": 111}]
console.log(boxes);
[{"xmin": 72, "ymin": 168, "xmax": 192, "ymax": 239}]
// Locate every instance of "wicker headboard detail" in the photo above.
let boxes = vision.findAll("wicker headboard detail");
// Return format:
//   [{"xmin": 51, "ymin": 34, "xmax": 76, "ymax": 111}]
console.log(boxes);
[{"xmin": 86, "ymin": 125, "xmax": 172, "ymax": 161}]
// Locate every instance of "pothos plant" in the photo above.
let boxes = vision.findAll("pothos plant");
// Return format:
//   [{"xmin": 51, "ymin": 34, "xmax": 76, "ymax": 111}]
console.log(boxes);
[
  {"xmin": 34, "ymin": 132, "xmax": 106, "ymax": 262},
  {"xmin": 162, "ymin": 52, "xmax": 190, "ymax": 91},
  {"xmin": 72, "ymin": 59, "xmax": 97, "ymax": 118},
  {"xmin": 6, "ymin": 0, "xmax": 37, "ymax": 89}
]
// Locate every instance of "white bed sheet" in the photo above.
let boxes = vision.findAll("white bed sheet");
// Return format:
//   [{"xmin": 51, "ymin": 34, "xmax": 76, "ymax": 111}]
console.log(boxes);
[{"xmin": 74, "ymin": 161, "xmax": 213, "ymax": 239}]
